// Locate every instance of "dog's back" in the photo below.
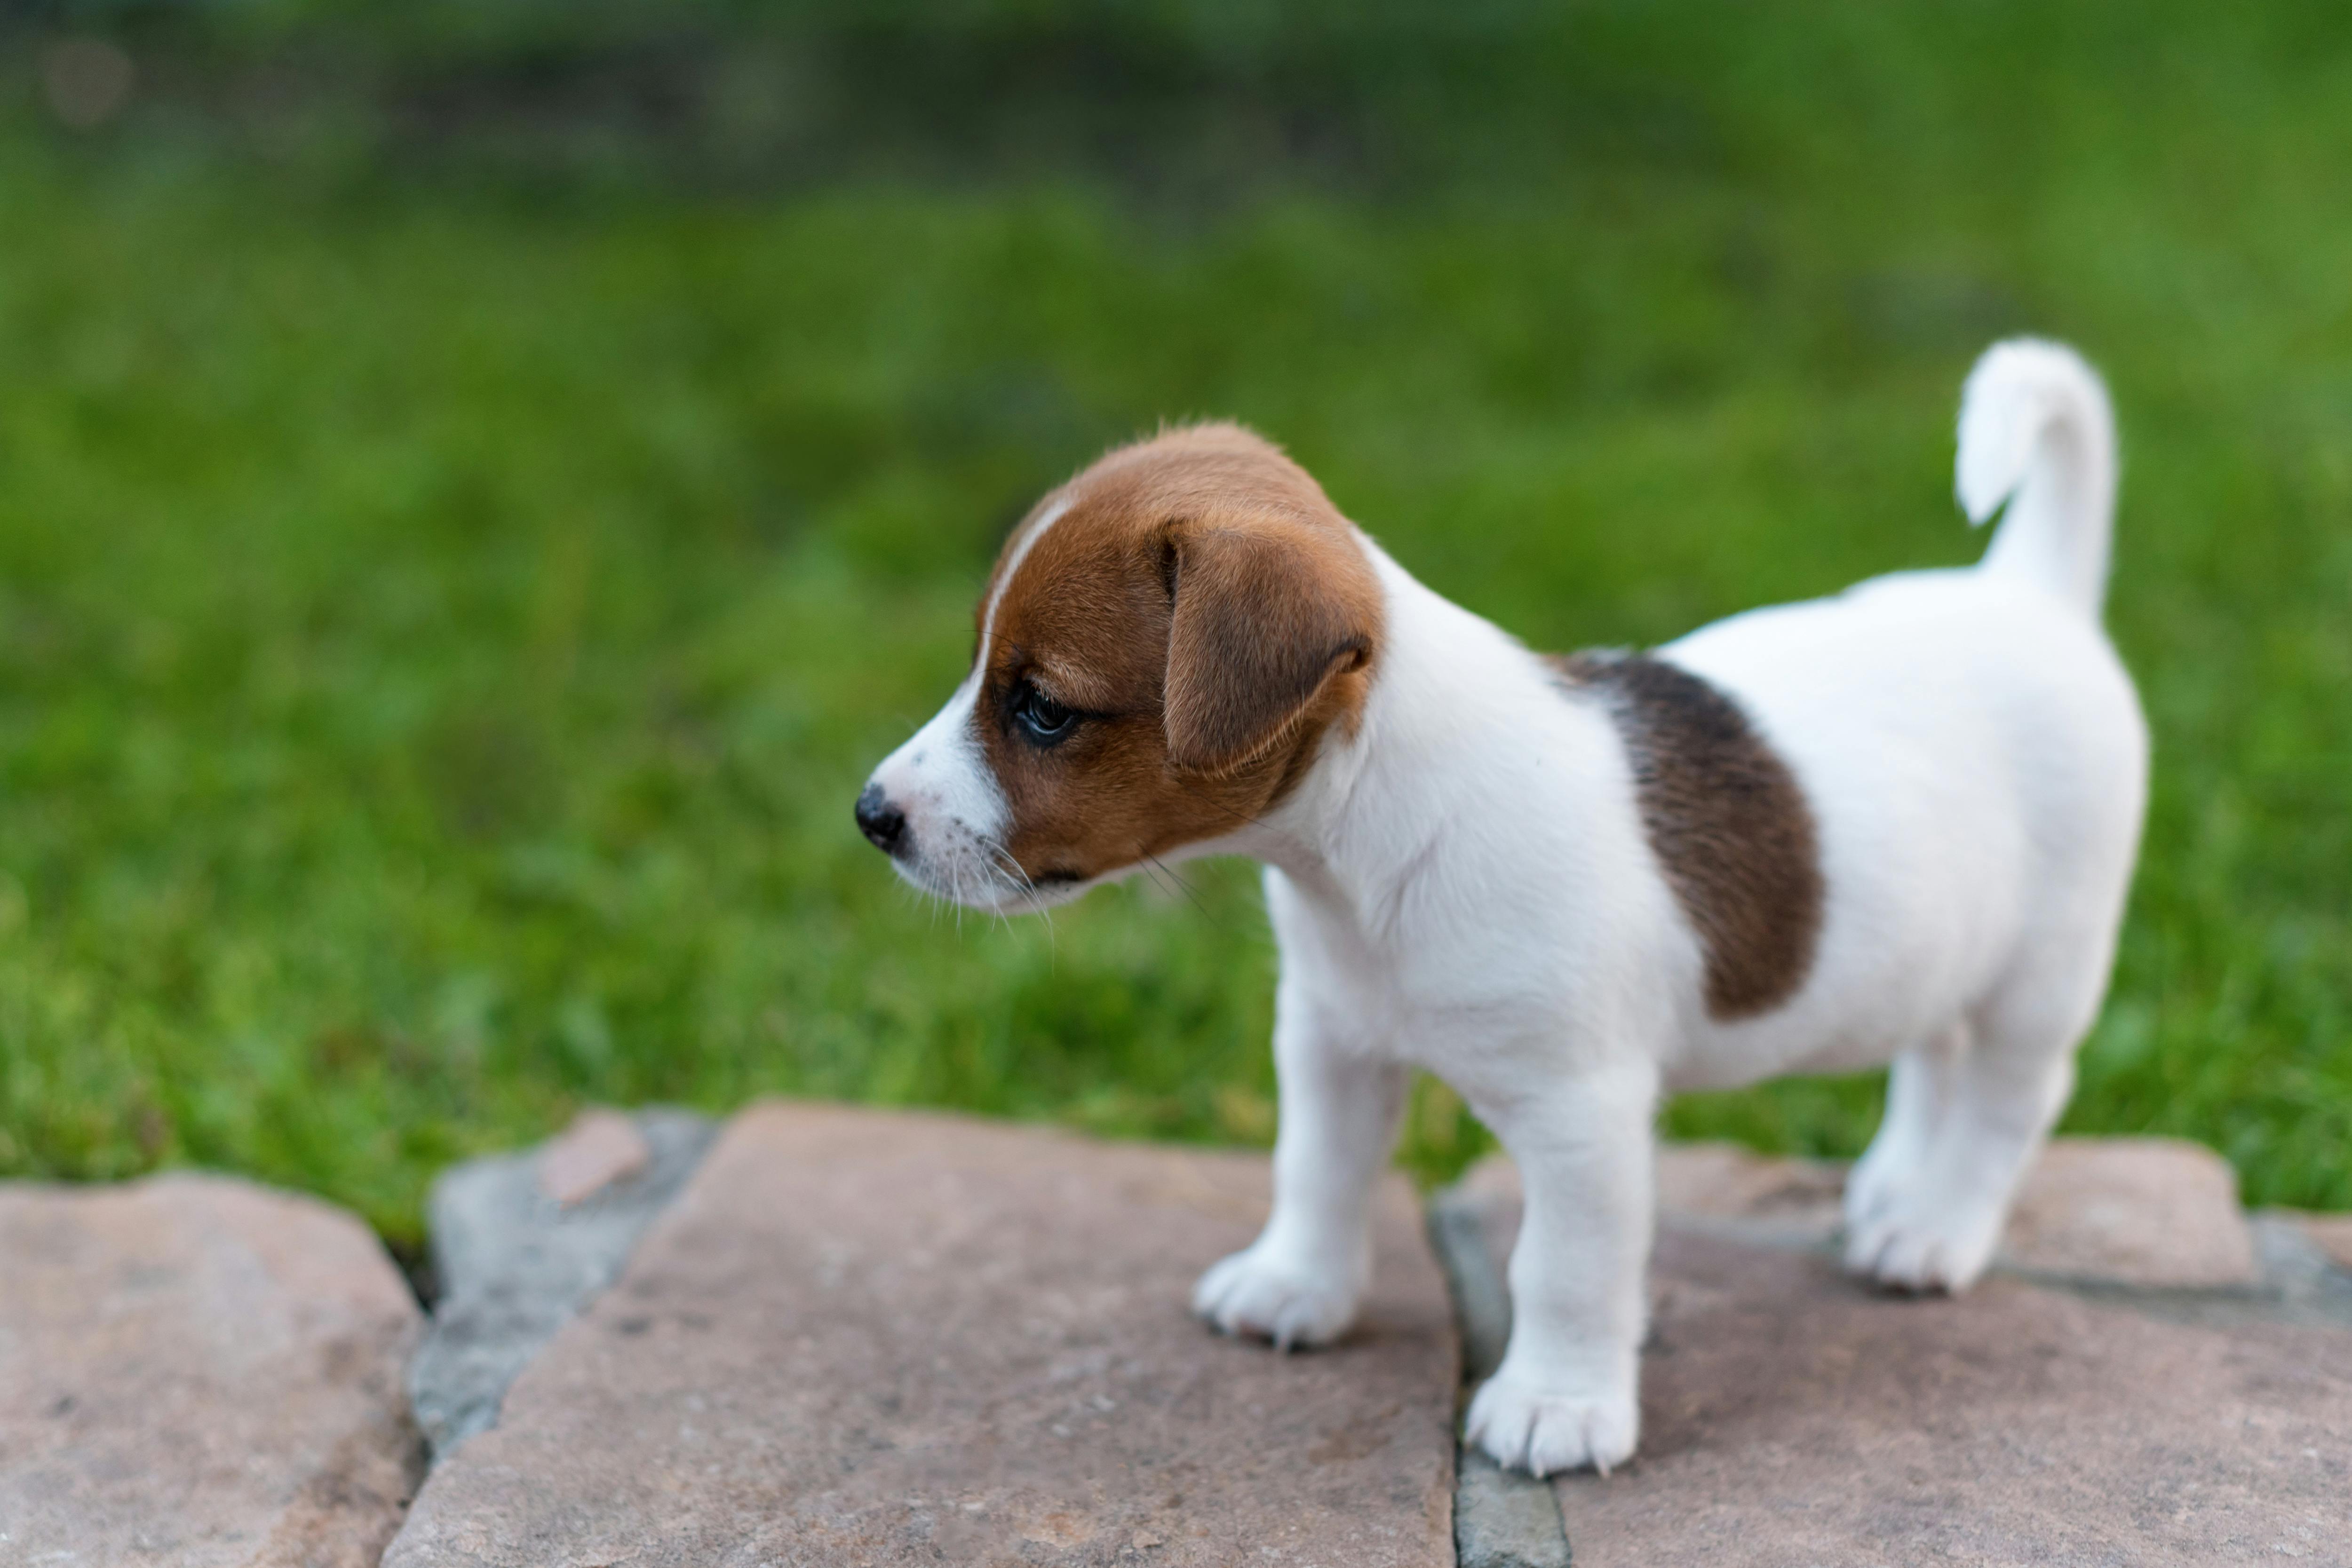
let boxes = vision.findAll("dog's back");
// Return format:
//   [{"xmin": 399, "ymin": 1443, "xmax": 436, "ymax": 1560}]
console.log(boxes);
[{"xmin": 1661, "ymin": 341, "xmax": 2147, "ymax": 1090}]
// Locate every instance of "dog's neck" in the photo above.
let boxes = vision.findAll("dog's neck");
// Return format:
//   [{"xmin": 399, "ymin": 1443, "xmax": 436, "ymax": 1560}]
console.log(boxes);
[{"xmin": 1221, "ymin": 540, "xmax": 1613, "ymax": 939}]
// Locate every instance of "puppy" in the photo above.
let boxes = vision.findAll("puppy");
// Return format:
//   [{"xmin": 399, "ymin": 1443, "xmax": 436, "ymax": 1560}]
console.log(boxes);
[{"xmin": 856, "ymin": 339, "xmax": 2146, "ymax": 1475}]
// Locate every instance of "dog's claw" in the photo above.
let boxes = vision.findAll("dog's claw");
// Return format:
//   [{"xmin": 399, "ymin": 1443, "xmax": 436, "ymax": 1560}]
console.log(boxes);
[
  {"xmin": 1465, "ymin": 1369, "xmax": 1638, "ymax": 1477},
  {"xmin": 1191, "ymin": 1245, "xmax": 1359, "ymax": 1350}
]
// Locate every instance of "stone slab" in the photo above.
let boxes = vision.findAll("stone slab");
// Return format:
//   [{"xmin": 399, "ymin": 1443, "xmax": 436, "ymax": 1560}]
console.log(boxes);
[
  {"xmin": 0, "ymin": 1172, "xmax": 424, "ymax": 1568},
  {"xmin": 2247, "ymin": 1214, "xmax": 2352, "ymax": 1334},
  {"xmin": 2277, "ymin": 1210, "xmax": 2352, "ymax": 1275},
  {"xmin": 2003, "ymin": 1137, "xmax": 2258, "ymax": 1287},
  {"xmin": 1465, "ymin": 1136, "xmax": 2260, "ymax": 1289},
  {"xmin": 1458, "ymin": 1170, "xmax": 2352, "ymax": 1567},
  {"xmin": 383, "ymin": 1101, "xmax": 1457, "ymax": 1567},
  {"xmin": 1650, "ymin": 1140, "xmax": 1848, "ymax": 1248},
  {"xmin": 537, "ymin": 1108, "xmax": 654, "ymax": 1207},
  {"xmin": 2316, "ymin": 1217, "xmax": 2352, "ymax": 1274},
  {"xmin": 407, "ymin": 1106, "xmax": 716, "ymax": 1459}
]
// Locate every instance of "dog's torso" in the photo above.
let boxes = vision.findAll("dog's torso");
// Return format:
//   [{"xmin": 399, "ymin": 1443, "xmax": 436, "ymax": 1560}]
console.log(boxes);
[
  {"xmin": 1661, "ymin": 565, "xmax": 2145, "ymax": 1087},
  {"xmin": 1249, "ymin": 545, "xmax": 2146, "ymax": 1107}
]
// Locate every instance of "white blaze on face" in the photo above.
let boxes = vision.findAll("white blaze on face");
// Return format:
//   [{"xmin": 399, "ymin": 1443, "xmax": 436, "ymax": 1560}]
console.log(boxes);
[{"xmin": 866, "ymin": 494, "xmax": 1075, "ymax": 905}]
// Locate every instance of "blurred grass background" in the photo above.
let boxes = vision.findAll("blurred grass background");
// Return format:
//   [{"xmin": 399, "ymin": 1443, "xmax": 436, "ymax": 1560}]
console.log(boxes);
[{"xmin": 0, "ymin": 1, "xmax": 2346, "ymax": 1246}]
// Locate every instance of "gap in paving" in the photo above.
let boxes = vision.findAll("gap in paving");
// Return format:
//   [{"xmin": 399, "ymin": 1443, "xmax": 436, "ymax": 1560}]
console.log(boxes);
[
  {"xmin": 381, "ymin": 1234, "xmax": 442, "ymax": 1313},
  {"xmin": 1427, "ymin": 1194, "xmax": 1574, "ymax": 1568},
  {"xmin": 405, "ymin": 1106, "xmax": 721, "ymax": 1463}
]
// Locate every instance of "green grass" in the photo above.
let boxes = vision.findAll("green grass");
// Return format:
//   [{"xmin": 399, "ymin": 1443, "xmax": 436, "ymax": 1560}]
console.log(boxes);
[{"xmin": 2, "ymin": 2, "xmax": 2348, "ymax": 1245}]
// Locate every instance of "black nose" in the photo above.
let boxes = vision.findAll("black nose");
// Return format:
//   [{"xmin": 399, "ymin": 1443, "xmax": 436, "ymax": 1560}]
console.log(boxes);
[{"xmin": 855, "ymin": 783, "xmax": 908, "ymax": 855}]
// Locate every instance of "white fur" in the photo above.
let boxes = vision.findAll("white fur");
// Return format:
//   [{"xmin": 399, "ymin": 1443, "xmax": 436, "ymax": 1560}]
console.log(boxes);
[
  {"xmin": 869, "ymin": 494, "xmax": 1076, "ymax": 904},
  {"xmin": 1957, "ymin": 338, "xmax": 2119, "ymax": 613},
  {"xmin": 869, "ymin": 670, "xmax": 1011, "ymax": 905},
  {"xmin": 980, "ymin": 493, "xmax": 1077, "ymax": 665},
  {"xmin": 876, "ymin": 340, "xmax": 2149, "ymax": 1476}
]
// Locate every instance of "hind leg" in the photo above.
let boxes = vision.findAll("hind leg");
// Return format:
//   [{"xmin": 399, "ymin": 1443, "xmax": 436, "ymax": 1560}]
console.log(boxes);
[
  {"xmin": 1843, "ymin": 1020, "xmax": 1968, "ymax": 1256},
  {"xmin": 1845, "ymin": 948, "xmax": 2107, "ymax": 1292}
]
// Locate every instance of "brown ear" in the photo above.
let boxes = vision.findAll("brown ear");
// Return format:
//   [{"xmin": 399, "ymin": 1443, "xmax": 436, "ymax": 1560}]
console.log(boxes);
[{"xmin": 1162, "ymin": 516, "xmax": 1382, "ymax": 776}]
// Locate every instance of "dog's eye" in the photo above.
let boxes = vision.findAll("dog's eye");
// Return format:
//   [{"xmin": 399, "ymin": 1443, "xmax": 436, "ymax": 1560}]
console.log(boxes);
[{"xmin": 1011, "ymin": 683, "xmax": 1078, "ymax": 745}]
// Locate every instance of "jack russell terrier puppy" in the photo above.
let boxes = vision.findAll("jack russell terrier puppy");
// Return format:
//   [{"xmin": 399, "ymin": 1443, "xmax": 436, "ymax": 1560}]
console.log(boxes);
[{"xmin": 855, "ymin": 339, "xmax": 2146, "ymax": 1475}]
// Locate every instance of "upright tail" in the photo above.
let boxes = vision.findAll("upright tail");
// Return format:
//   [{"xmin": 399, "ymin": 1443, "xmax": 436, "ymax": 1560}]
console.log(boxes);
[{"xmin": 1955, "ymin": 338, "xmax": 2118, "ymax": 616}]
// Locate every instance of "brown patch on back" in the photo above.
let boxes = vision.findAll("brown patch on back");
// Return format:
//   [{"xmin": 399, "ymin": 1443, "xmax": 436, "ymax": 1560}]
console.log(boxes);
[
  {"xmin": 973, "ymin": 423, "xmax": 1383, "ymax": 886},
  {"xmin": 1551, "ymin": 651, "xmax": 1824, "ymax": 1019}
]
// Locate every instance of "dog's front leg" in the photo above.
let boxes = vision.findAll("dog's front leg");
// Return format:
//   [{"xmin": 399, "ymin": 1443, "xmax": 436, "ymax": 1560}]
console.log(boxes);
[
  {"xmin": 1465, "ymin": 1060, "xmax": 1657, "ymax": 1475},
  {"xmin": 1192, "ymin": 978, "xmax": 1407, "ymax": 1350}
]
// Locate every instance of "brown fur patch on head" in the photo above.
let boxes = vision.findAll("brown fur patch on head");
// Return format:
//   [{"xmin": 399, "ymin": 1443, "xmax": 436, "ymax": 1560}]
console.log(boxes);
[
  {"xmin": 973, "ymin": 423, "xmax": 1383, "ymax": 888},
  {"xmin": 1550, "ymin": 651, "xmax": 1825, "ymax": 1019}
]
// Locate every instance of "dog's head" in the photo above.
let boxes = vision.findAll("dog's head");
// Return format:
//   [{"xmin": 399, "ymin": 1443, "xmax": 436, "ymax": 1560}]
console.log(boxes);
[{"xmin": 857, "ymin": 423, "xmax": 1383, "ymax": 910}]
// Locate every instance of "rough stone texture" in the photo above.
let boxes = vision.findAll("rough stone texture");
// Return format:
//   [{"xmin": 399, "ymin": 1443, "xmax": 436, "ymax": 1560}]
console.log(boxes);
[
  {"xmin": 2003, "ymin": 1137, "xmax": 2258, "ymax": 1287},
  {"xmin": 0, "ymin": 1172, "xmax": 424, "ymax": 1567},
  {"xmin": 384, "ymin": 1101, "xmax": 1457, "ymax": 1567},
  {"xmin": 1467, "ymin": 1136, "xmax": 2260, "ymax": 1288},
  {"xmin": 2248, "ymin": 1214, "xmax": 2352, "ymax": 1334},
  {"xmin": 2279, "ymin": 1210, "xmax": 2352, "ymax": 1275},
  {"xmin": 408, "ymin": 1106, "xmax": 716, "ymax": 1460},
  {"xmin": 537, "ymin": 1108, "xmax": 653, "ymax": 1207},
  {"xmin": 1460, "ymin": 1169, "xmax": 2352, "ymax": 1567},
  {"xmin": 1649, "ymin": 1139, "xmax": 1846, "ymax": 1246},
  {"xmin": 1452, "ymin": 1451, "xmax": 1572, "ymax": 1568}
]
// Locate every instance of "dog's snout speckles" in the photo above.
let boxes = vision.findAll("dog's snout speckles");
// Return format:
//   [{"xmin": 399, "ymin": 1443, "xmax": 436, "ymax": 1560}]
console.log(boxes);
[{"xmin": 855, "ymin": 783, "xmax": 909, "ymax": 856}]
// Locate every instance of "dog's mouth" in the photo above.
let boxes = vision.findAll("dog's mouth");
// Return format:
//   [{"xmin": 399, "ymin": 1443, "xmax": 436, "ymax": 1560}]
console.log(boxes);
[{"xmin": 887, "ymin": 833, "xmax": 1096, "ymax": 914}]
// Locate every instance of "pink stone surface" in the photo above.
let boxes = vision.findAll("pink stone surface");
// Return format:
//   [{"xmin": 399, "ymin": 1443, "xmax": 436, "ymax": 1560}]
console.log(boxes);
[
  {"xmin": 384, "ymin": 1101, "xmax": 1457, "ymax": 1567},
  {"xmin": 1642, "ymin": 1139, "xmax": 1848, "ymax": 1250},
  {"xmin": 1471, "ymin": 1134, "xmax": 2260, "ymax": 1289},
  {"xmin": 1651, "ymin": 1139, "xmax": 1844, "ymax": 1223},
  {"xmin": 2297, "ymin": 1212, "xmax": 2352, "ymax": 1273},
  {"xmin": 0, "ymin": 1172, "xmax": 424, "ymax": 1567},
  {"xmin": 1465, "ymin": 1172, "xmax": 2352, "ymax": 1566},
  {"xmin": 535, "ymin": 1106, "xmax": 654, "ymax": 1207},
  {"xmin": 2004, "ymin": 1136, "xmax": 2258, "ymax": 1287},
  {"xmin": 1562, "ymin": 1230, "xmax": 2351, "ymax": 1567}
]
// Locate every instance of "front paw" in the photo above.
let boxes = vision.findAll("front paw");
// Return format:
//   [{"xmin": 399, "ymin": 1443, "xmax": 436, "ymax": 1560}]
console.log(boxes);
[
  {"xmin": 1190, "ymin": 1245, "xmax": 1360, "ymax": 1351},
  {"xmin": 1465, "ymin": 1368, "xmax": 1639, "ymax": 1477}
]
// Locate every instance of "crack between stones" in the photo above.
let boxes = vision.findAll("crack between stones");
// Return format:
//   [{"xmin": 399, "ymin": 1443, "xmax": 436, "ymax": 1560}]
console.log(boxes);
[{"xmin": 1426, "ymin": 1191, "xmax": 1573, "ymax": 1568}]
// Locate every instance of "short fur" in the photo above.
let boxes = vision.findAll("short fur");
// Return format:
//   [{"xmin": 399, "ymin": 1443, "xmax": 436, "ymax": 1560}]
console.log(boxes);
[
  {"xmin": 1550, "ymin": 651, "xmax": 1824, "ymax": 1018},
  {"xmin": 861, "ymin": 340, "xmax": 2148, "ymax": 1478}
]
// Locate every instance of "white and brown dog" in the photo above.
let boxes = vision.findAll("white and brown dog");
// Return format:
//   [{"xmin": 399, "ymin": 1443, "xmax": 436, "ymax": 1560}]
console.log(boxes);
[{"xmin": 856, "ymin": 339, "xmax": 2146, "ymax": 1475}]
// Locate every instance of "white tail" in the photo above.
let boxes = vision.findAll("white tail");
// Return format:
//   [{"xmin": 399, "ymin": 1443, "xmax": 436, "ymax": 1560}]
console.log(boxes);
[{"xmin": 1955, "ymin": 338, "xmax": 2118, "ymax": 616}]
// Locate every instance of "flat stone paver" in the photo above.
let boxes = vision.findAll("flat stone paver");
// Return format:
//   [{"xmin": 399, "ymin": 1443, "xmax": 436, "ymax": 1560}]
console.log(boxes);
[
  {"xmin": 383, "ymin": 1101, "xmax": 1457, "ymax": 1567},
  {"xmin": 2004, "ymin": 1137, "xmax": 2259, "ymax": 1287},
  {"xmin": 2280, "ymin": 1211, "xmax": 2352, "ymax": 1275},
  {"xmin": 0, "ymin": 1172, "xmax": 425, "ymax": 1567},
  {"xmin": 536, "ymin": 1108, "xmax": 657, "ymax": 1207},
  {"xmin": 1483, "ymin": 1136, "xmax": 2261, "ymax": 1289},
  {"xmin": 1455, "ymin": 1161, "xmax": 2352, "ymax": 1567}
]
